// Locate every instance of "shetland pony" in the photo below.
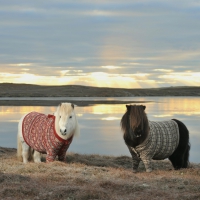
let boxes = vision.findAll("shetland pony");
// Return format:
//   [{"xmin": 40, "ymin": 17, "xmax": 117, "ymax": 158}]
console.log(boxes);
[
  {"xmin": 17, "ymin": 103, "xmax": 80, "ymax": 163},
  {"xmin": 121, "ymin": 105, "xmax": 190, "ymax": 172}
]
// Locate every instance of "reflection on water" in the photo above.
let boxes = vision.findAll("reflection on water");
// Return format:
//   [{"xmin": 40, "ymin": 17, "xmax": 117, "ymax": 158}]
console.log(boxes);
[{"xmin": 0, "ymin": 97, "xmax": 200, "ymax": 163}]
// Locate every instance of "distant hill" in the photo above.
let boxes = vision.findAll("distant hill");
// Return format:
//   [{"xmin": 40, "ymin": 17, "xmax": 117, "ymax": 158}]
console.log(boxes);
[
  {"xmin": 0, "ymin": 83, "xmax": 200, "ymax": 106},
  {"xmin": 0, "ymin": 83, "xmax": 200, "ymax": 97}
]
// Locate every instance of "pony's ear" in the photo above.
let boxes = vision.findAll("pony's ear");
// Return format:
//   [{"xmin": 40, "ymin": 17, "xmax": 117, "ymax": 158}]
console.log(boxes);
[
  {"xmin": 71, "ymin": 103, "xmax": 74, "ymax": 109},
  {"xmin": 142, "ymin": 105, "xmax": 146, "ymax": 110},
  {"xmin": 59, "ymin": 103, "xmax": 62, "ymax": 107},
  {"xmin": 126, "ymin": 105, "xmax": 131, "ymax": 111}
]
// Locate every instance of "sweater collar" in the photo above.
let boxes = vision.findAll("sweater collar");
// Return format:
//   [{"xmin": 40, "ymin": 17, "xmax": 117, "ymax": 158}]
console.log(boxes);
[{"xmin": 48, "ymin": 114, "xmax": 73, "ymax": 144}]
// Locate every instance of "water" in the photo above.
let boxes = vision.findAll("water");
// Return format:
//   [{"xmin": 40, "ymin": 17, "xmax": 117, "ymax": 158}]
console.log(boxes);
[{"xmin": 0, "ymin": 97, "xmax": 200, "ymax": 163}]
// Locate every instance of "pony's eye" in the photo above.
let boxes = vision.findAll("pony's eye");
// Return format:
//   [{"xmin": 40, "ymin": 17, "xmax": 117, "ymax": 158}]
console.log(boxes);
[{"xmin": 69, "ymin": 116, "xmax": 72, "ymax": 119}]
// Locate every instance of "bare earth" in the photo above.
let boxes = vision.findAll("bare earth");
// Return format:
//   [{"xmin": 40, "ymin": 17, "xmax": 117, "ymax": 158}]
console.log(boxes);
[{"xmin": 0, "ymin": 147, "xmax": 200, "ymax": 200}]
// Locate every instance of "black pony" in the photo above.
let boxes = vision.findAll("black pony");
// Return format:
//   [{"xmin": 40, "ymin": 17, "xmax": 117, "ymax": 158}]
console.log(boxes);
[{"xmin": 121, "ymin": 105, "xmax": 190, "ymax": 172}]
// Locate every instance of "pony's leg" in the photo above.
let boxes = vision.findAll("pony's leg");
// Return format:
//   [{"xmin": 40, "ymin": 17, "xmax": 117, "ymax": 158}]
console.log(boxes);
[
  {"xmin": 33, "ymin": 151, "xmax": 41, "ymax": 163},
  {"xmin": 46, "ymin": 151, "xmax": 56, "ymax": 162},
  {"xmin": 17, "ymin": 116, "xmax": 24, "ymax": 161},
  {"xmin": 128, "ymin": 146, "xmax": 141, "ymax": 172},
  {"xmin": 58, "ymin": 151, "xmax": 66, "ymax": 162},
  {"xmin": 21, "ymin": 141, "xmax": 30, "ymax": 164},
  {"xmin": 17, "ymin": 129, "xmax": 23, "ymax": 161},
  {"xmin": 169, "ymin": 143, "xmax": 190, "ymax": 169},
  {"xmin": 142, "ymin": 158, "xmax": 152, "ymax": 172},
  {"xmin": 169, "ymin": 154, "xmax": 183, "ymax": 169}
]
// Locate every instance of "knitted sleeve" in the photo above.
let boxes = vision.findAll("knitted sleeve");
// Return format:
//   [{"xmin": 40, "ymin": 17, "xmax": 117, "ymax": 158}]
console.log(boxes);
[
  {"xmin": 128, "ymin": 146, "xmax": 141, "ymax": 170},
  {"xmin": 57, "ymin": 144, "xmax": 70, "ymax": 161},
  {"xmin": 46, "ymin": 150, "xmax": 57, "ymax": 162}
]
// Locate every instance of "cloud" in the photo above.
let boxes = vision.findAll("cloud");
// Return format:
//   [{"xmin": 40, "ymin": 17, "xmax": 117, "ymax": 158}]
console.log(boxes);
[
  {"xmin": 153, "ymin": 69, "xmax": 173, "ymax": 73},
  {"xmin": 0, "ymin": 0, "xmax": 200, "ymax": 88},
  {"xmin": 101, "ymin": 66, "xmax": 121, "ymax": 69}
]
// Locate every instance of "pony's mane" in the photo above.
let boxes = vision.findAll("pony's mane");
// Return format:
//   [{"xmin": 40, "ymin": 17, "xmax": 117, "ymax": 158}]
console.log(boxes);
[
  {"xmin": 121, "ymin": 105, "xmax": 149, "ymax": 133},
  {"xmin": 59, "ymin": 103, "xmax": 73, "ymax": 115},
  {"xmin": 129, "ymin": 105, "xmax": 148, "ymax": 130}
]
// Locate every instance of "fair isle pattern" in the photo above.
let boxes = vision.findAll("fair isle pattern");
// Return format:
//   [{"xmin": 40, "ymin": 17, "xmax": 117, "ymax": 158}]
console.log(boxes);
[
  {"xmin": 129, "ymin": 120, "xmax": 179, "ymax": 171},
  {"xmin": 22, "ymin": 112, "xmax": 73, "ymax": 162}
]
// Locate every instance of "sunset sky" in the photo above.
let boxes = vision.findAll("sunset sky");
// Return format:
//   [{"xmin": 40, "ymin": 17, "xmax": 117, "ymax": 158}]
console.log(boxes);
[{"xmin": 0, "ymin": 0, "xmax": 200, "ymax": 88}]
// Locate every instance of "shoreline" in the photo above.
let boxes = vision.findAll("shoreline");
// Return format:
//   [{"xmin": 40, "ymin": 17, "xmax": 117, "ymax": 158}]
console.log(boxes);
[{"xmin": 0, "ymin": 99, "xmax": 153, "ymax": 106}]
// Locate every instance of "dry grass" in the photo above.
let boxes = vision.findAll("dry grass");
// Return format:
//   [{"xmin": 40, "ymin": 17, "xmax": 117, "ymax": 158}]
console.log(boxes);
[{"xmin": 1, "ymin": 147, "xmax": 200, "ymax": 200}]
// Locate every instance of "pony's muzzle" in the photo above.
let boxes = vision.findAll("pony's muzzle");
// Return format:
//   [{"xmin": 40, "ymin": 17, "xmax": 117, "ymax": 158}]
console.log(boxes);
[{"xmin": 60, "ymin": 128, "xmax": 67, "ymax": 135}]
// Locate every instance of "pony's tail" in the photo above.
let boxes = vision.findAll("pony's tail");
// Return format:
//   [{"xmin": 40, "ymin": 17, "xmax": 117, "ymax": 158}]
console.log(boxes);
[
  {"xmin": 183, "ymin": 142, "xmax": 191, "ymax": 168},
  {"xmin": 17, "ymin": 133, "xmax": 33, "ymax": 162},
  {"xmin": 17, "ymin": 132, "xmax": 23, "ymax": 161},
  {"xmin": 17, "ymin": 121, "xmax": 33, "ymax": 162}
]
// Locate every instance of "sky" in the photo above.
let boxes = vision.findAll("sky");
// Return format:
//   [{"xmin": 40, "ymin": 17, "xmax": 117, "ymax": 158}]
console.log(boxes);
[{"xmin": 0, "ymin": 0, "xmax": 200, "ymax": 88}]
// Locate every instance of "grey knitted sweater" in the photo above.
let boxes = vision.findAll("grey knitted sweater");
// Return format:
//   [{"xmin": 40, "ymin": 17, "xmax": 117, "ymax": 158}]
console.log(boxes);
[{"xmin": 128, "ymin": 120, "xmax": 179, "ymax": 172}]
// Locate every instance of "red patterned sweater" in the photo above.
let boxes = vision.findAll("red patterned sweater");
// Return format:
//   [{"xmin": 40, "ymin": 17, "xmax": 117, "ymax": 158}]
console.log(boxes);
[{"xmin": 22, "ymin": 112, "xmax": 73, "ymax": 162}]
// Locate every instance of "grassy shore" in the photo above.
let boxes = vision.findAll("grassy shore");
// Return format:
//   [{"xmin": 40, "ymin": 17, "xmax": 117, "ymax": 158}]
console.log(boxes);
[{"xmin": 0, "ymin": 147, "xmax": 200, "ymax": 199}]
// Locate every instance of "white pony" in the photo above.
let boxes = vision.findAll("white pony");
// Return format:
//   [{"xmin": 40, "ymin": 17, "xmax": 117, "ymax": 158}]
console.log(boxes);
[{"xmin": 17, "ymin": 103, "xmax": 80, "ymax": 163}]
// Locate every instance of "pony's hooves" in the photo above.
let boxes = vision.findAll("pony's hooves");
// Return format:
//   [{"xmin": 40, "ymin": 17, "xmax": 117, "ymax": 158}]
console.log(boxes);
[
  {"xmin": 34, "ymin": 160, "xmax": 41, "ymax": 163},
  {"xmin": 132, "ymin": 169, "xmax": 137, "ymax": 173},
  {"xmin": 174, "ymin": 166, "xmax": 181, "ymax": 170},
  {"xmin": 146, "ymin": 169, "xmax": 152, "ymax": 173}
]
